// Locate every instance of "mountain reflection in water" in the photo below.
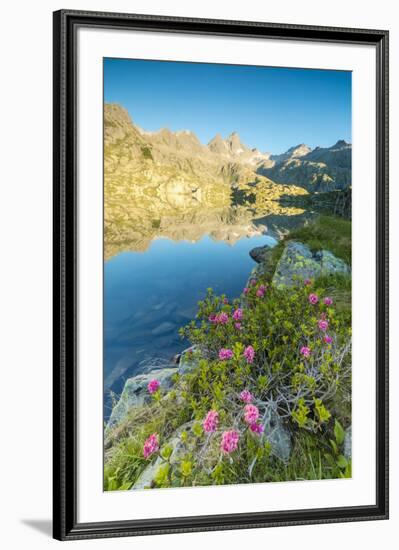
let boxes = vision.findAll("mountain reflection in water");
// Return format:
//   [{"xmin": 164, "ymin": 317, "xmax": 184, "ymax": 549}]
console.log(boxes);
[
  {"xmin": 104, "ymin": 184, "xmax": 307, "ymax": 259},
  {"xmin": 104, "ymin": 189, "xmax": 315, "ymax": 418}
]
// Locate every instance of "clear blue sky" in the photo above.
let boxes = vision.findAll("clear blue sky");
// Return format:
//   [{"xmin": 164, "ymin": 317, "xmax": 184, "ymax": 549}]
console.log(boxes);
[{"xmin": 104, "ymin": 58, "xmax": 351, "ymax": 154}]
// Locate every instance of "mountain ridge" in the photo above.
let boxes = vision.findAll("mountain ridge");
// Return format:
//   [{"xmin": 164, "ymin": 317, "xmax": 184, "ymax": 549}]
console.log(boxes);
[{"xmin": 105, "ymin": 103, "xmax": 351, "ymax": 192}]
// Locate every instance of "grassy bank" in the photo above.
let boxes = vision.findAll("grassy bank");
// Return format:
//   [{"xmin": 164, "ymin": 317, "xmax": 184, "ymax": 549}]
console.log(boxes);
[{"xmin": 265, "ymin": 215, "xmax": 351, "ymax": 277}]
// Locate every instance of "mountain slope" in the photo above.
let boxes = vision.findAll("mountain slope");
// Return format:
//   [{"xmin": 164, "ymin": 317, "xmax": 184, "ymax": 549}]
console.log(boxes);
[
  {"xmin": 258, "ymin": 140, "xmax": 351, "ymax": 192},
  {"xmin": 270, "ymin": 143, "xmax": 312, "ymax": 165}
]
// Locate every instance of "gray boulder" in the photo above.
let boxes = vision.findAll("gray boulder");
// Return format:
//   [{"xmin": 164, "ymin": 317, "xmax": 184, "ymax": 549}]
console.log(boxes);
[
  {"xmin": 344, "ymin": 425, "xmax": 352, "ymax": 460},
  {"xmin": 131, "ymin": 455, "xmax": 164, "ymax": 491},
  {"xmin": 177, "ymin": 346, "xmax": 198, "ymax": 374},
  {"xmin": 273, "ymin": 241, "xmax": 321, "ymax": 287},
  {"xmin": 107, "ymin": 367, "xmax": 178, "ymax": 428},
  {"xmin": 319, "ymin": 250, "xmax": 350, "ymax": 276},
  {"xmin": 249, "ymin": 245, "xmax": 274, "ymax": 264},
  {"xmin": 108, "ymin": 348, "xmax": 200, "ymax": 429},
  {"xmin": 272, "ymin": 241, "xmax": 350, "ymax": 287},
  {"xmin": 263, "ymin": 406, "xmax": 292, "ymax": 462}
]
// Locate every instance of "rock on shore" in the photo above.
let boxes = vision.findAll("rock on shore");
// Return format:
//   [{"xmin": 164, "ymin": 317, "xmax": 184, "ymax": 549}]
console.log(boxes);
[
  {"xmin": 249, "ymin": 240, "xmax": 350, "ymax": 288},
  {"xmin": 107, "ymin": 367, "xmax": 178, "ymax": 428},
  {"xmin": 107, "ymin": 347, "xmax": 199, "ymax": 429}
]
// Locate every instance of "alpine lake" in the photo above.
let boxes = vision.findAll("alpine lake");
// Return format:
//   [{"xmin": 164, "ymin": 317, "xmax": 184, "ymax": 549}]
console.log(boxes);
[{"xmin": 103, "ymin": 189, "xmax": 322, "ymax": 420}]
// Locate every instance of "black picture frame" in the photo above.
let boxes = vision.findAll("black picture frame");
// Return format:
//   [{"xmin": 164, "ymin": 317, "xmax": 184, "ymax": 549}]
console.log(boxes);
[{"xmin": 53, "ymin": 9, "xmax": 389, "ymax": 541}]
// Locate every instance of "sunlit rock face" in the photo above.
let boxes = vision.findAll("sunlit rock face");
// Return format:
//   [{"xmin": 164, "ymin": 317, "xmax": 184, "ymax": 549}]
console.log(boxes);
[{"xmin": 104, "ymin": 103, "xmax": 310, "ymax": 258}]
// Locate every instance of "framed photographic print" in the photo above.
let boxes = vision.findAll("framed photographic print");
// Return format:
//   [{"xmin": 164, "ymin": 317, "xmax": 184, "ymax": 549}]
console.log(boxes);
[{"xmin": 53, "ymin": 9, "xmax": 389, "ymax": 540}]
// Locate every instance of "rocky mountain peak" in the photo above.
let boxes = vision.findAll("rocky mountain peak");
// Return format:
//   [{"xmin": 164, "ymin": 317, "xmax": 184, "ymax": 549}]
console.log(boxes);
[
  {"xmin": 225, "ymin": 132, "xmax": 248, "ymax": 155},
  {"xmin": 208, "ymin": 132, "xmax": 248, "ymax": 156},
  {"xmin": 289, "ymin": 143, "xmax": 312, "ymax": 157},
  {"xmin": 104, "ymin": 103, "xmax": 134, "ymax": 128},
  {"xmin": 104, "ymin": 103, "xmax": 145, "ymax": 149},
  {"xmin": 270, "ymin": 143, "xmax": 312, "ymax": 165},
  {"xmin": 332, "ymin": 139, "xmax": 350, "ymax": 149},
  {"xmin": 208, "ymin": 133, "xmax": 229, "ymax": 154},
  {"xmin": 175, "ymin": 129, "xmax": 201, "ymax": 146}
]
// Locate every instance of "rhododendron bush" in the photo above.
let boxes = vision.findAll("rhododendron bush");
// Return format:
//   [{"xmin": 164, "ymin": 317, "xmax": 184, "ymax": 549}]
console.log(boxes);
[
  {"xmin": 104, "ymin": 273, "xmax": 351, "ymax": 490},
  {"xmin": 180, "ymin": 277, "xmax": 351, "ymax": 428}
]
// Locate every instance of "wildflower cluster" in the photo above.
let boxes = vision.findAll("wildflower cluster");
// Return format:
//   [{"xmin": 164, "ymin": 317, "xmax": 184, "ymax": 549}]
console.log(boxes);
[
  {"xmin": 180, "ymin": 276, "xmax": 351, "ymax": 436},
  {"xmin": 143, "ymin": 433, "xmax": 159, "ymax": 459},
  {"xmin": 111, "ymin": 272, "xmax": 351, "ymax": 490}
]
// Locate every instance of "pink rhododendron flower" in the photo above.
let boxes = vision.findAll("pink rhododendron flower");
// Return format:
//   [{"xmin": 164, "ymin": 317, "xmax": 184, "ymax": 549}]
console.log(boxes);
[
  {"xmin": 324, "ymin": 334, "xmax": 333, "ymax": 344},
  {"xmin": 300, "ymin": 346, "xmax": 311, "ymax": 358},
  {"xmin": 304, "ymin": 278, "xmax": 312, "ymax": 286},
  {"xmin": 216, "ymin": 312, "xmax": 229, "ymax": 324},
  {"xmin": 203, "ymin": 410, "xmax": 219, "ymax": 433},
  {"xmin": 147, "ymin": 379, "xmax": 160, "ymax": 394},
  {"xmin": 240, "ymin": 390, "xmax": 253, "ymax": 403},
  {"xmin": 318, "ymin": 319, "xmax": 329, "ymax": 331},
  {"xmin": 244, "ymin": 404, "xmax": 259, "ymax": 424},
  {"xmin": 249, "ymin": 422, "xmax": 264, "ymax": 435},
  {"xmin": 143, "ymin": 433, "xmax": 159, "ymax": 459},
  {"xmin": 249, "ymin": 278, "xmax": 257, "ymax": 286},
  {"xmin": 219, "ymin": 348, "xmax": 233, "ymax": 360},
  {"xmin": 232, "ymin": 308, "xmax": 243, "ymax": 321},
  {"xmin": 256, "ymin": 285, "xmax": 266, "ymax": 298},
  {"xmin": 243, "ymin": 345, "xmax": 255, "ymax": 364},
  {"xmin": 208, "ymin": 313, "xmax": 217, "ymax": 323},
  {"xmin": 235, "ymin": 322, "xmax": 242, "ymax": 330},
  {"xmin": 324, "ymin": 296, "xmax": 333, "ymax": 306},
  {"xmin": 308, "ymin": 293, "xmax": 319, "ymax": 305},
  {"xmin": 223, "ymin": 297, "xmax": 229, "ymax": 304},
  {"xmin": 243, "ymin": 287, "xmax": 249, "ymax": 295},
  {"xmin": 221, "ymin": 430, "xmax": 240, "ymax": 454}
]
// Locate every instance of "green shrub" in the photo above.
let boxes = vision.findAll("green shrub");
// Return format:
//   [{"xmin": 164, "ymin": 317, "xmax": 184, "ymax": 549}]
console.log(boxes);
[
  {"xmin": 141, "ymin": 146, "xmax": 153, "ymax": 160},
  {"xmin": 180, "ymin": 279, "xmax": 351, "ymax": 431}
]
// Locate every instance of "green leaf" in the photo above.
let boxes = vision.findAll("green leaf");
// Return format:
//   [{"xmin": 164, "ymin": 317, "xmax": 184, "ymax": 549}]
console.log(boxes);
[
  {"xmin": 154, "ymin": 463, "xmax": 170, "ymax": 486},
  {"xmin": 192, "ymin": 422, "xmax": 203, "ymax": 437},
  {"xmin": 106, "ymin": 477, "xmax": 117, "ymax": 491},
  {"xmin": 211, "ymin": 463, "xmax": 225, "ymax": 485},
  {"xmin": 314, "ymin": 398, "xmax": 331, "ymax": 424},
  {"xmin": 334, "ymin": 420, "xmax": 345, "ymax": 446},
  {"xmin": 292, "ymin": 398, "xmax": 310, "ymax": 428},
  {"xmin": 336, "ymin": 455, "xmax": 348, "ymax": 469},
  {"xmin": 260, "ymin": 441, "xmax": 269, "ymax": 456},
  {"xmin": 161, "ymin": 444, "xmax": 173, "ymax": 460},
  {"xmin": 180, "ymin": 460, "xmax": 192, "ymax": 477},
  {"xmin": 257, "ymin": 375, "xmax": 268, "ymax": 390},
  {"xmin": 329, "ymin": 439, "xmax": 338, "ymax": 455}
]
